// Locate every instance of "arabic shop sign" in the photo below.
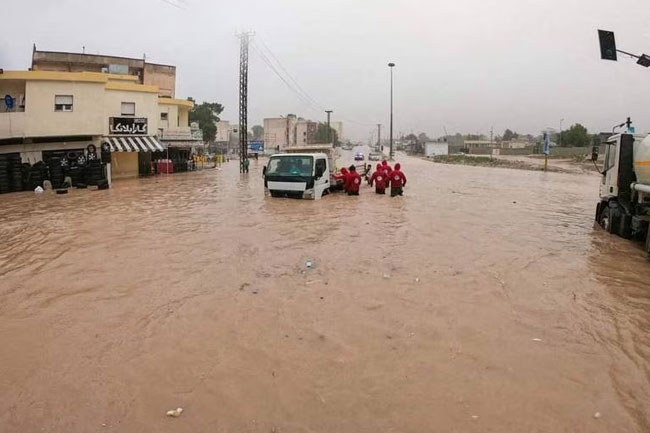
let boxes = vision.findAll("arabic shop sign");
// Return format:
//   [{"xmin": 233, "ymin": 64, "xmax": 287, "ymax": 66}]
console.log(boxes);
[{"xmin": 109, "ymin": 117, "xmax": 148, "ymax": 135}]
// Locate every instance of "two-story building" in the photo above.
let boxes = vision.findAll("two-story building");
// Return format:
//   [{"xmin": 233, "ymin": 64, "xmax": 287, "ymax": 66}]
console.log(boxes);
[{"xmin": 0, "ymin": 50, "xmax": 196, "ymax": 183}]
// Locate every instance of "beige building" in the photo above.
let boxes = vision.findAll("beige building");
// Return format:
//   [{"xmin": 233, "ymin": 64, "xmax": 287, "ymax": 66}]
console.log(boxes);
[
  {"xmin": 32, "ymin": 47, "xmax": 176, "ymax": 98},
  {"xmin": 0, "ymin": 69, "xmax": 193, "ymax": 180}
]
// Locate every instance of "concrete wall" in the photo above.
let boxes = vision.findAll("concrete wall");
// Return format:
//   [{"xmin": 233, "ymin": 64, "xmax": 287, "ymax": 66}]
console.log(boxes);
[
  {"xmin": 22, "ymin": 80, "xmax": 105, "ymax": 138},
  {"xmin": 549, "ymin": 146, "xmax": 592, "ymax": 157},
  {"xmin": 144, "ymin": 63, "xmax": 175, "ymax": 97},
  {"xmin": 264, "ymin": 117, "xmax": 295, "ymax": 151},
  {"xmin": 215, "ymin": 120, "xmax": 230, "ymax": 142},
  {"xmin": 425, "ymin": 142, "xmax": 449, "ymax": 156},
  {"xmin": 103, "ymin": 88, "xmax": 159, "ymax": 136}
]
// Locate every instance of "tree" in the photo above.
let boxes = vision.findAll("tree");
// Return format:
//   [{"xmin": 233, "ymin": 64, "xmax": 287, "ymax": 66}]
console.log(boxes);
[
  {"xmin": 251, "ymin": 125, "xmax": 264, "ymax": 140},
  {"xmin": 188, "ymin": 99, "xmax": 224, "ymax": 143},
  {"xmin": 503, "ymin": 129, "xmax": 518, "ymax": 141},
  {"xmin": 405, "ymin": 133, "xmax": 418, "ymax": 142},
  {"xmin": 314, "ymin": 122, "xmax": 339, "ymax": 145},
  {"xmin": 417, "ymin": 132, "xmax": 430, "ymax": 142},
  {"xmin": 560, "ymin": 123, "xmax": 590, "ymax": 147}
]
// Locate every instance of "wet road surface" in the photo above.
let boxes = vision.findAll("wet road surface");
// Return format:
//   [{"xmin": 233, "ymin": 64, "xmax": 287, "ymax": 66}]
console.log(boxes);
[{"xmin": 0, "ymin": 156, "xmax": 648, "ymax": 432}]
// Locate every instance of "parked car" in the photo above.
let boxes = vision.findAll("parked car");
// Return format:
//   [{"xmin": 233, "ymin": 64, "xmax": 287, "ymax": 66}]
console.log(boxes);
[
  {"xmin": 368, "ymin": 152, "xmax": 382, "ymax": 161},
  {"xmin": 354, "ymin": 152, "xmax": 365, "ymax": 161}
]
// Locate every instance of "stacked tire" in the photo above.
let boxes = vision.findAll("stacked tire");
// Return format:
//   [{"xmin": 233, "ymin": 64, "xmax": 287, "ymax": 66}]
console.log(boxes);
[
  {"xmin": 49, "ymin": 157, "xmax": 65, "ymax": 189},
  {"xmin": 8, "ymin": 154, "xmax": 23, "ymax": 192},
  {"xmin": 29, "ymin": 161, "xmax": 47, "ymax": 190},
  {"xmin": 86, "ymin": 159, "xmax": 103, "ymax": 186},
  {"xmin": 0, "ymin": 155, "xmax": 9, "ymax": 194}
]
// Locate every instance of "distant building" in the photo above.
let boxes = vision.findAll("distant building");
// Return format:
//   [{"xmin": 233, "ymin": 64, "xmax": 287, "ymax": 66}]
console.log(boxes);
[{"xmin": 424, "ymin": 141, "xmax": 449, "ymax": 157}]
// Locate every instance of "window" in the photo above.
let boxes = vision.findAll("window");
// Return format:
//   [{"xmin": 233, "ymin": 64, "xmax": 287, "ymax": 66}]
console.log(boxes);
[
  {"xmin": 605, "ymin": 142, "xmax": 617, "ymax": 171},
  {"xmin": 160, "ymin": 112, "xmax": 169, "ymax": 120},
  {"xmin": 266, "ymin": 155, "xmax": 313, "ymax": 177},
  {"xmin": 121, "ymin": 102, "xmax": 135, "ymax": 116},
  {"xmin": 315, "ymin": 158, "xmax": 326, "ymax": 176},
  {"xmin": 54, "ymin": 95, "xmax": 73, "ymax": 112}
]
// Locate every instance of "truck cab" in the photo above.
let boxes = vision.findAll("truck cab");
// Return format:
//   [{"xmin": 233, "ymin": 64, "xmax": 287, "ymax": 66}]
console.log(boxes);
[
  {"xmin": 263, "ymin": 152, "xmax": 331, "ymax": 200},
  {"xmin": 594, "ymin": 133, "xmax": 650, "ymax": 253}
]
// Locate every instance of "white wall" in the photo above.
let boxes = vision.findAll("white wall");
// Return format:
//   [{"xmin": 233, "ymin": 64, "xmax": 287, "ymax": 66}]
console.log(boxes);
[
  {"xmin": 425, "ymin": 142, "xmax": 449, "ymax": 156},
  {"xmin": 104, "ymin": 89, "xmax": 159, "ymax": 136}
]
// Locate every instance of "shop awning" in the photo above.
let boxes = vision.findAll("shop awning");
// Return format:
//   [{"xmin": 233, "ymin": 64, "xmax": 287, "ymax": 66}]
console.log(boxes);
[{"xmin": 104, "ymin": 136, "xmax": 165, "ymax": 152}]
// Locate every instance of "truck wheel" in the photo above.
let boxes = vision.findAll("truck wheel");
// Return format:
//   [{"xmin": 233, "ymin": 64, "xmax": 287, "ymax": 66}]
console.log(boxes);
[
  {"xmin": 599, "ymin": 205, "xmax": 613, "ymax": 233},
  {"xmin": 618, "ymin": 214, "xmax": 632, "ymax": 239}
]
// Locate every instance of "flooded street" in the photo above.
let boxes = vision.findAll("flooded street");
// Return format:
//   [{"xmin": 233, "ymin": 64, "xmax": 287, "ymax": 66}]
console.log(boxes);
[{"xmin": 1, "ymin": 155, "xmax": 648, "ymax": 432}]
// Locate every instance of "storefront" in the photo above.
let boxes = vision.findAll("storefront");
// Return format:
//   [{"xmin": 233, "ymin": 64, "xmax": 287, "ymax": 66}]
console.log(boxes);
[
  {"xmin": 104, "ymin": 116, "xmax": 165, "ymax": 179},
  {"xmin": 103, "ymin": 136, "xmax": 165, "ymax": 179}
]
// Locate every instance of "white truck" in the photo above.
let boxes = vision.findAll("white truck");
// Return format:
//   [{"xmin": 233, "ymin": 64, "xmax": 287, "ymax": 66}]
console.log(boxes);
[
  {"xmin": 263, "ymin": 144, "xmax": 338, "ymax": 200},
  {"xmin": 594, "ymin": 132, "xmax": 650, "ymax": 254}
]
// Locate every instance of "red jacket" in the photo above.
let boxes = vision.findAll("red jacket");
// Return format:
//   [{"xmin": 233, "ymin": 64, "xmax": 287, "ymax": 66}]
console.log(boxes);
[
  {"xmin": 389, "ymin": 165, "xmax": 406, "ymax": 188},
  {"xmin": 369, "ymin": 170, "xmax": 388, "ymax": 190},
  {"xmin": 381, "ymin": 161, "xmax": 392, "ymax": 174},
  {"xmin": 333, "ymin": 168, "xmax": 350, "ymax": 190},
  {"xmin": 346, "ymin": 171, "xmax": 362, "ymax": 192}
]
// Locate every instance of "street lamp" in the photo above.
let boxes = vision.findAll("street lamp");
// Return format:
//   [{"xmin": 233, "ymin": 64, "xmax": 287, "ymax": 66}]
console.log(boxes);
[
  {"xmin": 388, "ymin": 62, "xmax": 395, "ymax": 160},
  {"xmin": 559, "ymin": 118, "xmax": 564, "ymax": 147}
]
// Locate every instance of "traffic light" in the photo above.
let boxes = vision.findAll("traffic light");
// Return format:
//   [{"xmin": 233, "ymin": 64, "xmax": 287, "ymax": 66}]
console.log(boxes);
[{"xmin": 598, "ymin": 30, "xmax": 617, "ymax": 61}]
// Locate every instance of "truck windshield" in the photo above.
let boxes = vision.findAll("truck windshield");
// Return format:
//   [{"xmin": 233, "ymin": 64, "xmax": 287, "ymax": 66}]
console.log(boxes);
[{"xmin": 266, "ymin": 156, "xmax": 313, "ymax": 177}]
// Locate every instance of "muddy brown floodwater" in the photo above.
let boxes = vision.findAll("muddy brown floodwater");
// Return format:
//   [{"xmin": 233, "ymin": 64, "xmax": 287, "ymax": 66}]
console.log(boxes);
[{"xmin": 1, "ymin": 155, "xmax": 649, "ymax": 433}]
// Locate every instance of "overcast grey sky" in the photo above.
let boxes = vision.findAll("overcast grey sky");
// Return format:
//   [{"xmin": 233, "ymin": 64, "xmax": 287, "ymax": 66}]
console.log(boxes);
[{"xmin": 3, "ymin": 0, "xmax": 650, "ymax": 141}]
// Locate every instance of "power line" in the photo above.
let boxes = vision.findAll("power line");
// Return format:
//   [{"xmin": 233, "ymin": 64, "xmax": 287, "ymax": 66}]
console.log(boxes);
[
  {"xmin": 252, "ymin": 37, "xmax": 378, "ymax": 127},
  {"xmin": 256, "ymin": 38, "xmax": 325, "ymax": 109},
  {"xmin": 157, "ymin": 0, "xmax": 185, "ymax": 9}
]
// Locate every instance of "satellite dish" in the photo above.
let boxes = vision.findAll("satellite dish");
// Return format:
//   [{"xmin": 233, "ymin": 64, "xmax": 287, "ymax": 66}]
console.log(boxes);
[{"xmin": 4, "ymin": 94, "xmax": 14, "ymax": 110}]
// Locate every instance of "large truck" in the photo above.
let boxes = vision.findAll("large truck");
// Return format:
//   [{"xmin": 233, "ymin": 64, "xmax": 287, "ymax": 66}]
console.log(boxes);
[
  {"xmin": 262, "ymin": 144, "xmax": 338, "ymax": 200},
  {"xmin": 594, "ymin": 132, "xmax": 650, "ymax": 254}
]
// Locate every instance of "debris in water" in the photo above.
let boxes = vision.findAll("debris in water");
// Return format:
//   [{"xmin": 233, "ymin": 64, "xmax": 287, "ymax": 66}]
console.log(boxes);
[
  {"xmin": 34, "ymin": 186, "xmax": 44, "ymax": 193},
  {"xmin": 305, "ymin": 260, "xmax": 313, "ymax": 268},
  {"xmin": 383, "ymin": 273, "xmax": 391, "ymax": 279},
  {"xmin": 593, "ymin": 412, "xmax": 601, "ymax": 419},
  {"xmin": 414, "ymin": 277, "xmax": 420, "ymax": 283},
  {"xmin": 532, "ymin": 338, "xmax": 542, "ymax": 342},
  {"xmin": 471, "ymin": 415, "xmax": 479, "ymax": 420},
  {"xmin": 166, "ymin": 407, "xmax": 184, "ymax": 417}
]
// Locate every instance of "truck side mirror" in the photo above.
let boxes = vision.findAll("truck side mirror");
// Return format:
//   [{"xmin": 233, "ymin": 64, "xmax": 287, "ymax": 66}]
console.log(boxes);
[
  {"xmin": 262, "ymin": 165, "xmax": 267, "ymax": 175},
  {"xmin": 591, "ymin": 145, "xmax": 599, "ymax": 162}
]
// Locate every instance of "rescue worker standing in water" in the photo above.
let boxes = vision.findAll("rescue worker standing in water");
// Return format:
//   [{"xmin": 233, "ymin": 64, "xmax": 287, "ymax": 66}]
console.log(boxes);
[
  {"xmin": 389, "ymin": 163, "xmax": 407, "ymax": 197},
  {"xmin": 332, "ymin": 167, "xmax": 349, "ymax": 192},
  {"xmin": 346, "ymin": 165, "xmax": 362, "ymax": 196},
  {"xmin": 369, "ymin": 163, "xmax": 388, "ymax": 194}
]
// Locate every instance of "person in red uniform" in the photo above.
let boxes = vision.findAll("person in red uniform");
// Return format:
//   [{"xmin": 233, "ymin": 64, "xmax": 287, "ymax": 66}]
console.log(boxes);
[
  {"xmin": 389, "ymin": 163, "xmax": 407, "ymax": 197},
  {"xmin": 345, "ymin": 165, "xmax": 362, "ymax": 196},
  {"xmin": 381, "ymin": 160, "xmax": 392, "ymax": 174},
  {"xmin": 332, "ymin": 167, "xmax": 349, "ymax": 192},
  {"xmin": 369, "ymin": 163, "xmax": 388, "ymax": 194}
]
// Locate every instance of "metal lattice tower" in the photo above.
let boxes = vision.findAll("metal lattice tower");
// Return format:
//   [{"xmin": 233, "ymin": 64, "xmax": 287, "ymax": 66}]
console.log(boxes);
[{"xmin": 238, "ymin": 32, "xmax": 252, "ymax": 172}]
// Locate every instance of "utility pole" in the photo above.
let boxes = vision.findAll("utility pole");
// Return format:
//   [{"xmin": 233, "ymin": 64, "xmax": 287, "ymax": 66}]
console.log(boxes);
[
  {"xmin": 325, "ymin": 110, "xmax": 333, "ymax": 143},
  {"xmin": 559, "ymin": 118, "xmax": 564, "ymax": 148},
  {"xmin": 388, "ymin": 62, "xmax": 395, "ymax": 160},
  {"xmin": 490, "ymin": 126, "xmax": 494, "ymax": 145},
  {"xmin": 238, "ymin": 32, "xmax": 253, "ymax": 173},
  {"xmin": 377, "ymin": 124, "xmax": 381, "ymax": 151}
]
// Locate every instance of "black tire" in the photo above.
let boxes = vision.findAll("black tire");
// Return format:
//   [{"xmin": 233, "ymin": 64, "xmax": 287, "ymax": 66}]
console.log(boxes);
[
  {"xmin": 76, "ymin": 183, "xmax": 87, "ymax": 189},
  {"xmin": 56, "ymin": 189, "xmax": 68, "ymax": 195},
  {"xmin": 87, "ymin": 144, "xmax": 97, "ymax": 153},
  {"xmin": 618, "ymin": 214, "xmax": 633, "ymax": 239},
  {"xmin": 599, "ymin": 205, "xmax": 614, "ymax": 233}
]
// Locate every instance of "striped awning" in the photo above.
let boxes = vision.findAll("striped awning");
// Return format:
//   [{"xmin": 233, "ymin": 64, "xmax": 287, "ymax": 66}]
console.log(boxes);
[{"xmin": 104, "ymin": 136, "xmax": 165, "ymax": 152}]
